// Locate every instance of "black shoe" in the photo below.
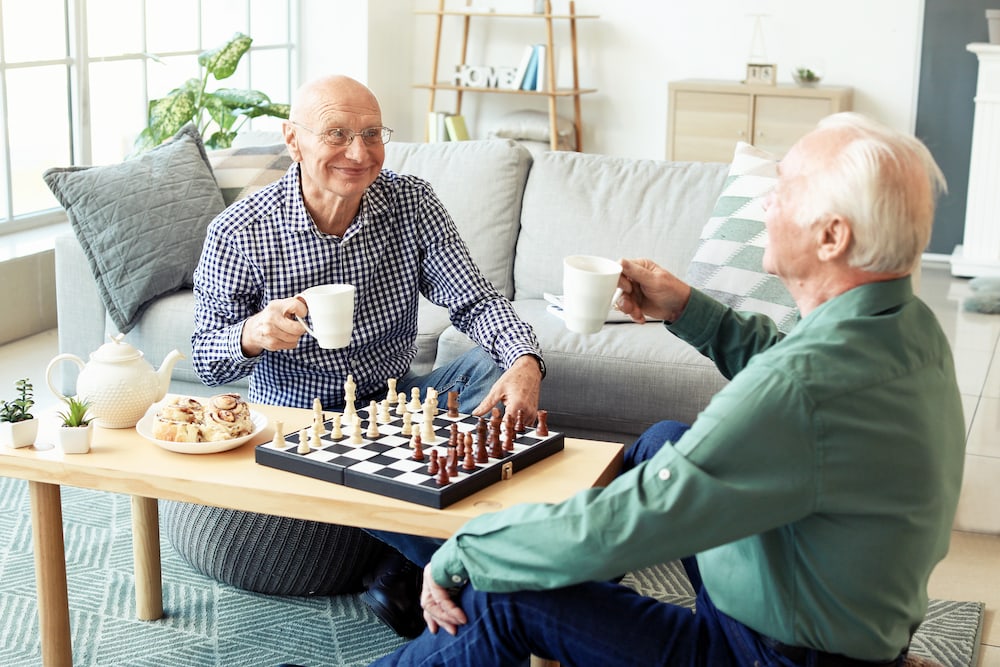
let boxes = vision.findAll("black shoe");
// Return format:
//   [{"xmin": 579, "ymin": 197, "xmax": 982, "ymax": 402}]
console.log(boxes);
[{"xmin": 360, "ymin": 552, "xmax": 425, "ymax": 639}]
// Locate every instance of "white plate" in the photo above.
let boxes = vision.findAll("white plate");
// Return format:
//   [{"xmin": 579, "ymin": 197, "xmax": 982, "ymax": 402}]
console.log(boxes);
[{"xmin": 135, "ymin": 405, "xmax": 268, "ymax": 454}]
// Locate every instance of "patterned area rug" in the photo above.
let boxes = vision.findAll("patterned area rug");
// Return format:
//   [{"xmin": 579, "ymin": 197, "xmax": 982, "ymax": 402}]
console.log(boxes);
[{"xmin": 0, "ymin": 478, "xmax": 985, "ymax": 666}]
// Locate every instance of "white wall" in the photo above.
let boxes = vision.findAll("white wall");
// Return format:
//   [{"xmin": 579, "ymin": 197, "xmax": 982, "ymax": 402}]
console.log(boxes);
[{"xmin": 304, "ymin": 0, "xmax": 925, "ymax": 160}]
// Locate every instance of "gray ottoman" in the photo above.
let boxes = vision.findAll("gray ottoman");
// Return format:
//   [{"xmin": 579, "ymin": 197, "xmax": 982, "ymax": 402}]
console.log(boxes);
[{"xmin": 162, "ymin": 501, "xmax": 389, "ymax": 596}]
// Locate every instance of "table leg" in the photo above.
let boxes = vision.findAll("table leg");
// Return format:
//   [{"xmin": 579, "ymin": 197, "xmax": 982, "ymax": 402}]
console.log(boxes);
[
  {"xmin": 28, "ymin": 481, "xmax": 73, "ymax": 667},
  {"xmin": 131, "ymin": 496, "xmax": 163, "ymax": 621}
]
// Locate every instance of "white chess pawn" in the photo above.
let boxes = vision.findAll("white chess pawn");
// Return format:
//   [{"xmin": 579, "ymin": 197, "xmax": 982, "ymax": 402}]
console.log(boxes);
[
  {"xmin": 297, "ymin": 428, "xmax": 311, "ymax": 454},
  {"xmin": 395, "ymin": 392, "xmax": 407, "ymax": 416},
  {"xmin": 351, "ymin": 418, "xmax": 364, "ymax": 444},
  {"xmin": 331, "ymin": 413, "xmax": 343, "ymax": 439},
  {"xmin": 401, "ymin": 411, "xmax": 413, "ymax": 436},
  {"xmin": 386, "ymin": 378, "xmax": 398, "ymax": 405},
  {"xmin": 408, "ymin": 387, "xmax": 422, "ymax": 412},
  {"xmin": 379, "ymin": 399, "xmax": 392, "ymax": 424}
]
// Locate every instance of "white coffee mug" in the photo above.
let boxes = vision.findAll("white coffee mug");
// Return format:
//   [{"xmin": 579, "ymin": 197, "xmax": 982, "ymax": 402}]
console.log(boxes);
[
  {"xmin": 562, "ymin": 255, "xmax": 622, "ymax": 334},
  {"xmin": 295, "ymin": 284, "xmax": 355, "ymax": 349}
]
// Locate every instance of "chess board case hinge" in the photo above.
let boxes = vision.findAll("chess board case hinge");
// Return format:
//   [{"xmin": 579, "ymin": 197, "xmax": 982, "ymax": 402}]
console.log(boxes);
[{"xmin": 502, "ymin": 461, "xmax": 514, "ymax": 480}]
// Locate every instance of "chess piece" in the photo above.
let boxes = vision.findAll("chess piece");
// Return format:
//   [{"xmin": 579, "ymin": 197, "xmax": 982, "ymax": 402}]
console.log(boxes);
[
  {"xmin": 515, "ymin": 409, "xmax": 525, "ymax": 433},
  {"xmin": 447, "ymin": 391, "xmax": 459, "ymax": 418},
  {"xmin": 436, "ymin": 460, "xmax": 450, "ymax": 486},
  {"xmin": 310, "ymin": 424, "xmax": 323, "ymax": 449},
  {"xmin": 395, "ymin": 392, "xmax": 407, "ymax": 416},
  {"xmin": 351, "ymin": 417, "xmax": 364, "ymax": 444},
  {"xmin": 447, "ymin": 447, "xmax": 458, "ymax": 477},
  {"xmin": 408, "ymin": 387, "xmax": 422, "ymax": 412},
  {"xmin": 331, "ymin": 413, "xmax": 343, "ymax": 439},
  {"xmin": 475, "ymin": 422, "xmax": 489, "ymax": 463},
  {"xmin": 271, "ymin": 420, "xmax": 286, "ymax": 448},
  {"xmin": 421, "ymin": 400, "xmax": 436, "ymax": 444},
  {"xmin": 536, "ymin": 410, "xmax": 549, "ymax": 436},
  {"xmin": 411, "ymin": 434, "xmax": 424, "ymax": 460},
  {"xmin": 312, "ymin": 398, "xmax": 327, "ymax": 436},
  {"xmin": 366, "ymin": 401, "xmax": 380, "ymax": 438},
  {"xmin": 297, "ymin": 428, "xmax": 311, "ymax": 454},
  {"xmin": 379, "ymin": 399, "xmax": 392, "ymax": 424},
  {"xmin": 427, "ymin": 449, "xmax": 439, "ymax": 475},
  {"xmin": 463, "ymin": 443, "xmax": 476, "ymax": 471},
  {"xmin": 401, "ymin": 411, "xmax": 413, "ymax": 436},
  {"xmin": 386, "ymin": 377, "xmax": 397, "ymax": 404}
]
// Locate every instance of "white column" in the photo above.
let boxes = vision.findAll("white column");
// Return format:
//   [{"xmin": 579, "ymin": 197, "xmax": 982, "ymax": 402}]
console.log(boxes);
[{"xmin": 952, "ymin": 43, "xmax": 1000, "ymax": 278}]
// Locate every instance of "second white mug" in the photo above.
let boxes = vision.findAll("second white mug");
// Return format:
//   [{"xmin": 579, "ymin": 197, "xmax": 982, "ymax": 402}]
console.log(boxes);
[{"xmin": 562, "ymin": 255, "xmax": 622, "ymax": 334}]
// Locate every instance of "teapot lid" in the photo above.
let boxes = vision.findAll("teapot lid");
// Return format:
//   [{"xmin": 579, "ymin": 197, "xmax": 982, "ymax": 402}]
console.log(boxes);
[{"xmin": 91, "ymin": 333, "xmax": 144, "ymax": 363}]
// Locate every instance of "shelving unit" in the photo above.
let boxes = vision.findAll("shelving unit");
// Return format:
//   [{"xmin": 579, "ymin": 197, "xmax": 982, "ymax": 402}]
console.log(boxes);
[
  {"xmin": 415, "ymin": 0, "xmax": 597, "ymax": 151},
  {"xmin": 667, "ymin": 79, "xmax": 853, "ymax": 162}
]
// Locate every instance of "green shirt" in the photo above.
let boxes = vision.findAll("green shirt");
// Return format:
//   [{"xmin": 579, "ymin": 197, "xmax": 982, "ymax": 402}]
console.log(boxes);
[{"xmin": 431, "ymin": 277, "xmax": 964, "ymax": 660}]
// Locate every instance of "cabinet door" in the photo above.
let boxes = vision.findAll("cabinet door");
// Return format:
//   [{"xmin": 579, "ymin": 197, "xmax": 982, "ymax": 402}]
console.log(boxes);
[
  {"xmin": 752, "ymin": 95, "xmax": 833, "ymax": 157},
  {"xmin": 671, "ymin": 91, "xmax": 751, "ymax": 162}
]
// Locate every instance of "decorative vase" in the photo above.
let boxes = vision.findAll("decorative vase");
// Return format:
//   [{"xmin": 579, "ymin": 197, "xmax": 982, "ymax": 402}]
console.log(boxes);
[
  {"xmin": 1, "ymin": 419, "xmax": 39, "ymax": 449},
  {"xmin": 57, "ymin": 423, "xmax": 94, "ymax": 454}
]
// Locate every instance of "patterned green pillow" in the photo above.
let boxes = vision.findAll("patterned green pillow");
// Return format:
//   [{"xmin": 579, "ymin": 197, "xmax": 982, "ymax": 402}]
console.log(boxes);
[
  {"xmin": 684, "ymin": 142, "xmax": 798, "ymax": 332},
  {"xmin": 207, "ymin": 143, "xmax": 292, "ymax": 206}
]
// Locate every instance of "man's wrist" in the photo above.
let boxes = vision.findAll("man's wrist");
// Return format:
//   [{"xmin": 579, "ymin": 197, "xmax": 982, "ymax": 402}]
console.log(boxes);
[{"xmin": 527, "ymin": 354, "xmax": 546, "ymax": 379}]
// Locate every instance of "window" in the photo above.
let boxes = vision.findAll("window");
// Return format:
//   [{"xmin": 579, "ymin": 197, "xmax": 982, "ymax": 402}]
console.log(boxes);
[{"xmin": 0, "ymin": 0, "xmax": 298, "ymax": 235}]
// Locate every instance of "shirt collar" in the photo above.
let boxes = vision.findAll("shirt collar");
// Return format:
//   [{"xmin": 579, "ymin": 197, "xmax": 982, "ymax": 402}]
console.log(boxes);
[
  {"xmin": 282, "ymin": 163, "xmax": 393, "ymax": 237},
  {"xmin": 793, "ymin": 275, "xmax": 915, "ymax": 335}
]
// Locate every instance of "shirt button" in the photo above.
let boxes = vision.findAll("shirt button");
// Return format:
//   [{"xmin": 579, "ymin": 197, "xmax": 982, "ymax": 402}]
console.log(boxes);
[
  {"xmin": 451, "ymin": 574, "xmax": 463, "ymax": 584},
  {"xmin": 658, "ymin": 468, "xmax": 671, "ymax": 481}
]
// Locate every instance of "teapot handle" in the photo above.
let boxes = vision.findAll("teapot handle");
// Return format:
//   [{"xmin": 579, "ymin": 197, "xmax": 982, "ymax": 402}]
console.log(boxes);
[{"xmin": 46, "ymin": 354, "xmax": 85, "ymax": 402}]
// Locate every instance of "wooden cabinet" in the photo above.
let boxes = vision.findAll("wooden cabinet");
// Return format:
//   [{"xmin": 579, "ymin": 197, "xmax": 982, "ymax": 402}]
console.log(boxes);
[
  {"xmin": 667, "ymin": 79, "xmax": 853, "ymax": 162},
  {"xmin": 415, "ymin": 0, "xmax": 597, "ymax": 151}
]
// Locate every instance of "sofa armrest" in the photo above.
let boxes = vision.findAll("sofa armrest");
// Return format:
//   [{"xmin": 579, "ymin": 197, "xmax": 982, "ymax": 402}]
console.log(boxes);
[{"xmin": 54, "ymin": 233, "xmax": 106, "ymax": 395}]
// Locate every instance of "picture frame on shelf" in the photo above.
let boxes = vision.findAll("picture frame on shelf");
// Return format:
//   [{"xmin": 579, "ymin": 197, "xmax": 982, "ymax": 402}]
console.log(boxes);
[{"xmin": 746, "ymin": 63, "xmax": 777, "ymax": 86}]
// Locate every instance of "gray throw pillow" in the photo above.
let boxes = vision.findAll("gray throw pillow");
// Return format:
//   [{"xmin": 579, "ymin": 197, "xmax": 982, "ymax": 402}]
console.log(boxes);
[
  {"xmin": 44, "ymin": 124, "xmax": 226, "ymax": 334},
  {"xmin": 684, "ymin": 142, "xmax": 798, "ymax": 332}
]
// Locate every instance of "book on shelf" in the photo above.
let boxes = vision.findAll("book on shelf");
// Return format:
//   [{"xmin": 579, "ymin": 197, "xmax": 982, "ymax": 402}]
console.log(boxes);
[
  {"xmin": 444, "ymin": 114, "xmax": 470, "ymax": 141},
  {"xmin": 427, "ymin": 111, "xmax": 452, "ymax": 142},
  {"xmin": 534, "ymin": 43, "xmax": 548, "ymax": 92},
  {"xmin": 519, "ymin": 45, "xmax": 540, "ymax": 91},
  {"xmin": 511, "ymin": 44, "xmax": 536, "ymax": 90}
]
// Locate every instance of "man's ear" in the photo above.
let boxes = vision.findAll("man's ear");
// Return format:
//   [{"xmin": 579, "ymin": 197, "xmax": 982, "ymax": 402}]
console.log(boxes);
[
  {"xmin": 816, "ymin": 215, "xmax": 852, "ymax": 262},
  {"xmin": 283, "ymin": 121, "xmax": 303, "ymax": 162}
]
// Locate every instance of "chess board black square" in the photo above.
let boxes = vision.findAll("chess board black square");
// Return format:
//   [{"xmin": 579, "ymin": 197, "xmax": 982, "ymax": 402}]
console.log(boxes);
[{"xmin": 255, "ymin": 407, "xmax": 564, "ymax": 509}]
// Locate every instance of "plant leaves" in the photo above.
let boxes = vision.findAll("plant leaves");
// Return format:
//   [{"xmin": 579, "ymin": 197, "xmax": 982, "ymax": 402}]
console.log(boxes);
[{"xmin": 199, "ymin": 33, "xmax": 252, "ymax": 81}]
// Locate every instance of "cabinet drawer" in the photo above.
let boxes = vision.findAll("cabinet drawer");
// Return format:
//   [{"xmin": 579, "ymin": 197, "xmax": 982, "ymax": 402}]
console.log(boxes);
[
  {"xmin": 753, "ymin": 96, "xmax": 834, "ymax": 156},
  {"xmin": 671, "ymin": 91, "xmax": 751, "ymax": 162}
]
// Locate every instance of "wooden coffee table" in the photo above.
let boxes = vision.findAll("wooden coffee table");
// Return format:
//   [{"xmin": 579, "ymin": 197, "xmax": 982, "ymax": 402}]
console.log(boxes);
[{"xmin": 0, "ymin": 400, "xmax": 623, "ymax": 666}]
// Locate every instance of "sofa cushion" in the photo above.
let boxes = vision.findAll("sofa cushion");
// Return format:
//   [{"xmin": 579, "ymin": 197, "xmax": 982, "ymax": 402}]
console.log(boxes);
[
  {"xmin": 513, "ymin": 152, "xmax": 730, "ymax": 300},
  {"xmin": 43, "ymin": 123, "xmax": 226, "ymax": 334},
  {"xmin": 207, "ymin": 142, "xmax": 292, "ymax": 206},
  {"xmin": 384, "ymin": 139, "xmax": 532, "ymax": 299},
  {"xmin": 684, "ymin": 142, "xmax": 798, "ymax": 332}
]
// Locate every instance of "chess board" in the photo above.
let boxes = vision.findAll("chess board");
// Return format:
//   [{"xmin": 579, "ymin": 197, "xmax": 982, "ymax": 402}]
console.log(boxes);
[{"xmin": 255, "ymin": 406, "xmax": 564, "ymax": 509}]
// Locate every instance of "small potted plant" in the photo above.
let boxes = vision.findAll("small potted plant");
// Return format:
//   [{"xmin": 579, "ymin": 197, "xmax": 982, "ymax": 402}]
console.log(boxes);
[
  {"xmin": 56, "ymin": 395, "xmax": 94, "ymax": 454},
  {"xmin": 1, "ymin": 378, "xmax": 38, "ymax": 448}
]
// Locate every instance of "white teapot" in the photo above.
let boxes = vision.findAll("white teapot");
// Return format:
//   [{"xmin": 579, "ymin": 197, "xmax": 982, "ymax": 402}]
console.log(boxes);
[{"xmin": 46, "ymin": 334, "xmax": 184, "ymax": 429}]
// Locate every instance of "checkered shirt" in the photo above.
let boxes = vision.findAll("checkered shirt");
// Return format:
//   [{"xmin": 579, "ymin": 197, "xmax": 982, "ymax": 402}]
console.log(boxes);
[{"xmin": 192, "ymin": 163, "xmax": 540, "ymax": 409}]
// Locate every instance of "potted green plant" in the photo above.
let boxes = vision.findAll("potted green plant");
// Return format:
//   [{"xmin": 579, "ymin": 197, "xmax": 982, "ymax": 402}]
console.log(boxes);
[
  {"xmin": 56, "ymin": 396, "xmax": 94, "ymax": 454},
  {"xmin": 1, "ymin": 378, "xmax": 38, "ymax": 448},
  {"xmin": 132, "ymin": 32, "xmax": 290, "ymax": 153}
]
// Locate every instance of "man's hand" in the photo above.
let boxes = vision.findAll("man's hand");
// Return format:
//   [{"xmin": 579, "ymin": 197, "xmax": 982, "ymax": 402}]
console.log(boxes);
[
  {"xmin": 420, "ymin": 564, "xmax": 467, "ymax": 635},
  {"xmin": 472, "ymin": 354, "xmax": 542, "ymax": 424},
  {"xmin": 616, "ymin": 258, "xmax": 692, "ymax": 324},
  {"xmin": 240, "ymin": 297, "xmax": 309, "ymax": 357}
]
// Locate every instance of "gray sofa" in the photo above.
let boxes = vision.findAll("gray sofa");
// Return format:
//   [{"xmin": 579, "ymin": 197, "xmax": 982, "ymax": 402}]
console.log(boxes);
[{"xmin": 54, "ymin": 138, "xmax": 734, "ymax": 445}]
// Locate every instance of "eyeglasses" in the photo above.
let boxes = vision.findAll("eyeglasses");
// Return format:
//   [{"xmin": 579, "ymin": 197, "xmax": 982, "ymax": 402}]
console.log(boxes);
[{"xmin": 290, "ymin": 121, "xmax": 393, "ymax": 146}]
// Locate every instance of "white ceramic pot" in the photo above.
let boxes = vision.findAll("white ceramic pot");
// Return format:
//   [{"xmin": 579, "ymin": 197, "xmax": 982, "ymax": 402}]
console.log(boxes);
[
  {"xmin": 0, "ymin": 418, "xmax": 38, "ymax": 448},
  {"xmin": 57, "ymin": 423, "xmax": 94, "ymax": 454}
]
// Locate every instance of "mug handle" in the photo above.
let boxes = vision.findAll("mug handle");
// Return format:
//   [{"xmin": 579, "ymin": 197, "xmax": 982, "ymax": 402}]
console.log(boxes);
[
  {"xmin": 294, "ymin": 314, "xmax": 317, "ymax": 338},
  {"xmin": 46, "ymin": 354, "xmax": 84, "ymax": 402}
]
